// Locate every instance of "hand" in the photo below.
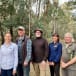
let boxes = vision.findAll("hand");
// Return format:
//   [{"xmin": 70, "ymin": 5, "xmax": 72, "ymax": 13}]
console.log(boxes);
[
  {"xmin": 40, "ymin": 61, "xmax": 46, "ymax": 69},
  {"xmin": 51, "ymin": 62, "xmax": 55, "ymax": 66},
  {"xmin": 61, "ymin": 61, "xmax": 68, "ymax": 68},
  {"xmin": 41, "ymin": 61, "xmax": 46, "ymax": 67},
  {"xmin": 49, "ymin": 62, "xmax": 55, "ymax": 66},
  {"xmin": 24, "ymin": 61, "xmax": 28, "ymax": 66},
  {"xmin": 48, "ymin": 62, "xmax": 52, "ymax": 65},
  {"xmin": 0, "ymin": 70, "xmax": 1, "ymax": 75},
  {"xmin": 12, "ymin": 70, "xmax": 16, "ymax": 76}
]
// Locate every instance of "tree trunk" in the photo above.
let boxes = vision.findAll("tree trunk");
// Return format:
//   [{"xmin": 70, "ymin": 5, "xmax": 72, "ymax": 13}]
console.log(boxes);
[
  {"xmin": 36, "ymin": 0, "xmax": 38, "ymax": 15},
  {"xmin": 28, "ymin": 0, "xmax": 31, "ymax": 37},
  {"xmin": 10, "ymin": 26, "xmax": 13, "ymax": 41},
  {"xmin": 37, "ymin": 0, "xmax": 41, "ymax": 18},
  {"xmin": 53, "ymin": 0, "xmax": 58, "ymax": 7},
  {"xmin": 0, "ymin": 22, "xmax": 4, "ymax": 44},
  {"xmin": 44, "ymin": 0, "xmax": 50, "ymax": 15}
]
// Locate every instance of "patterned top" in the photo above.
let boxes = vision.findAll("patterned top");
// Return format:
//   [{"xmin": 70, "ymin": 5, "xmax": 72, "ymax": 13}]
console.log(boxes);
[{"xmin": 17, "ymin": 37, "xmax": 32, "ymax": 63}]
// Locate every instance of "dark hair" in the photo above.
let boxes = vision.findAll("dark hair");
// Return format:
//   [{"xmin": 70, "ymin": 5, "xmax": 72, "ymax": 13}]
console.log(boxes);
[{"xmin": 52, "ymin": 33, "xmax": 60, "ymax": 42}]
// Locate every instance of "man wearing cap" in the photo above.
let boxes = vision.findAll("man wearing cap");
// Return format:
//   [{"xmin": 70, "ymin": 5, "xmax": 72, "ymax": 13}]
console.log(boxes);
[
  {"xmin": 32, "ymin": 28, "xmax": 48, "ymax": 76},
  {"xmin": 16, "ymin": 26, "xmax": 32, "ymax": 76}
]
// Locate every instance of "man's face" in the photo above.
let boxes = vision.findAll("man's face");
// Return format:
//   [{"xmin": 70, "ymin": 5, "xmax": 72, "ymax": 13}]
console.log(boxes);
[
  {"xmin": 35, "ymin": 31, "xmax": 42, "ymax": 38},
  {"xmin": 18, "ymin": 29, "xmax": 25, "ymax": 37}
]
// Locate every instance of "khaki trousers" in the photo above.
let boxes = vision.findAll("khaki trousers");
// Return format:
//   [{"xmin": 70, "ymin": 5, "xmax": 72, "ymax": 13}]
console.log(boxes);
[{"xmin": 32, "ymin": 62, "xmax": 46, "ymax": 76}]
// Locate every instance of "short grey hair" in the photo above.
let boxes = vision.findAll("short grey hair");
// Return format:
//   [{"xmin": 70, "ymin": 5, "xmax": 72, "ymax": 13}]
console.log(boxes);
[{"xmin": 64, "ymin": 32, "xmax": 74, "ymax": 42}]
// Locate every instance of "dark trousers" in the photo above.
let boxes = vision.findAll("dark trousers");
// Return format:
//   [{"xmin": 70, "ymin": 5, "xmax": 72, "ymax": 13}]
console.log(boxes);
[
  {"xmin": 17, "ymin": 63, "xmax": 30, "ymax": 76},
  {"xmin": 1, "ymin": 69, "xmax": 13, "ymax": 76},
  {"xmin": 17, "ymin": 64, "xmax": 23, "ymax": 76},
  {"xmin": 50, "ymin": 63, "xmax": 60, "ymax": 76}
]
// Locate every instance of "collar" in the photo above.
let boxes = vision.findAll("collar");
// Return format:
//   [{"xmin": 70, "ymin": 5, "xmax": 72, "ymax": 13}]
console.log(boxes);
[
  {"xmin": 65, "ymin": 43, "xmax": 73, "ymax": 48},
  {"xmin": 4, "ymin": 42, "xmax": 12, "ymax": 47}
]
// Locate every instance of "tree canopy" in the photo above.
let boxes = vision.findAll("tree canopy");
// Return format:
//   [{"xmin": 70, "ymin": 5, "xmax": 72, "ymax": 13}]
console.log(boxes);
[{"xmin": 0, "ymin": 0, "xmax": 76, "ymax": 43}]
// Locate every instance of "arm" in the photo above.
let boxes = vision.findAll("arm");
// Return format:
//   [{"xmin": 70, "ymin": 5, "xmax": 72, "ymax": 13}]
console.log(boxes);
[
  {"xmin": 25, "ymin": 39, "xmax": 32, "ymax": 63},
  {"xmin": 13, "ymin": 44, "xmax": 18, "ymax": 71},
  {"xmin": 48, "ymin": 44, "xmax": 52, "ymax": 62},
  {"xmin": 48, "ymin": 44, "xmax": 50, "ymax": 61},
  {"xmin": 0, "ymin": 47, "xmax": 1, "ymax": 73},
  {"xmin": 48, "ymin": 44, "xmax": 54, "ymax": 65},
  {"xmin": 61, "ymin": 44, "xmax": 76, "ymax": 68},
  {"xmin": 66, "ymin": 56, "xmax": 76, "ymax": 66},
  {"xmin": 53, "ymin": 43, "xmax": 62, "ymax": 63},
  {"xmin": 43, "ymin": 39, "xmax": 49, "ymax": 61},
  {"xmin": 31, "ymin": 41, "xmax": 34, "ymax": 62},
  {"xmin": 61, "ymin": 56, "xmax": 76, "ymax": 68}
]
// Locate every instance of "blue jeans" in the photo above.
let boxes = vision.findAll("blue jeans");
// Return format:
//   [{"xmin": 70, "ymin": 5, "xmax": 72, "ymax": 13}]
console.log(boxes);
[
  {"xmin": 1, "ymin": 69, "xmax": 13, "ymax": 76},
  {"xmin": 23, "ymin": 64, "xmax": 30, "ymax": 76},
  {"xmin": 17, "ymin": 64, "xmax": 30, "ymax": 76}
]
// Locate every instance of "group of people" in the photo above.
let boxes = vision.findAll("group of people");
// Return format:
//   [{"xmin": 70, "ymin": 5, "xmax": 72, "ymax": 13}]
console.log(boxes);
[{"xmin": 0, "ymin": 26, "xmax": 76, "ymax": 76}]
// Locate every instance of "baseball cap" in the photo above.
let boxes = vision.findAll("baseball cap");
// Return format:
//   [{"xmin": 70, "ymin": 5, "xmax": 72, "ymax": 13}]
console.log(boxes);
[{"xmin": 18, "ymin": 26, "xmax": 25, "ymax": 30}]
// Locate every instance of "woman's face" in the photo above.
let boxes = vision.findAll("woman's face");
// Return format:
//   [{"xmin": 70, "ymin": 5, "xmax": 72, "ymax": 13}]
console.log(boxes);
[
  {"xmin": 52, "ymin": 36, "xmax": 58, "ymax": 42},
  {"xmin": 4, "ymin": 33, "xmax": 12, "ymax": 42},
  {"xmin": 64, "ymin": 36, "xmax": 72, "ymax": 44}
]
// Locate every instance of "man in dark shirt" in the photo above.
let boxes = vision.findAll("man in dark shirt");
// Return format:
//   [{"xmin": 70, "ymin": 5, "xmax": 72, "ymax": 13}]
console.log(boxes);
[{"xmin": 32, "ymin": 28, "xmax": 48, "ymax": 76}]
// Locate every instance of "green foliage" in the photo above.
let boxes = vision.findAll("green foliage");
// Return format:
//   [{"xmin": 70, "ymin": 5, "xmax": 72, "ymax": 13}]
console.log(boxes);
[{"xmin": 0, "ymin": 0, "xmax": 76, "ymax": 42}]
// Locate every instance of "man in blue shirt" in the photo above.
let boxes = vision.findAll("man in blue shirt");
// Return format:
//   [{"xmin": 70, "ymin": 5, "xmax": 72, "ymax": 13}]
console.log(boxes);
[{"xmin": 16, "ymin": 26, "xmax": 32, "ymax": 76}]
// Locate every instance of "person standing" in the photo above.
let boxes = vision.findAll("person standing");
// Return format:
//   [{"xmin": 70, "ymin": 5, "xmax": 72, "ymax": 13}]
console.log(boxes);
[
  {"xmin": 0, "ymin": 32, "xmax": 18, "ymax": 76},
  {"xmin": 32, "ymin": 28, "xmax": 48, "ymax": 76},
  {"xmin": 61, "ymin": 32, "xmax": 76, "ymax": 76},
  {"xmin": 48, "ymin": 33, "xmax": 62, "ymax": 76},
  {"xmin": 16, "ymin": 26, "xmax": 32, "ymax": 76}
]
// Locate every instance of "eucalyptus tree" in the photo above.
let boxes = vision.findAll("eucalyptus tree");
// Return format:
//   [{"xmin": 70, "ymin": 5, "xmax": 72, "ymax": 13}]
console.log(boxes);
[
  {"xmin": 60, "ymin": 0, "xmax": 76, "ymax": 38},
  {"xmin": 0, "ymin": 0, "xmax": 12, "ymax": 43}
]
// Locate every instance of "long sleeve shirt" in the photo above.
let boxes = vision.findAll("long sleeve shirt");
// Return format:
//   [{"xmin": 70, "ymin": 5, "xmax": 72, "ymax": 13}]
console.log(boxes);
[
  {"xmin": 17, "ymin": 36, "xmax": 32, "ymax": 64},
  {"xmin": 32, "ymin": 37, "xmax": 48, "ymax": 63},
  {"xmin": 25, "ymin": 39, "xmax": 32, "ymax": 63},
  {"xmin": 48, "ymin": 42, "xmax": 62, "ymax": 63},
  {"xmin": 0, "ymin": 42, "xmax": 18, "ymax": 71}
]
